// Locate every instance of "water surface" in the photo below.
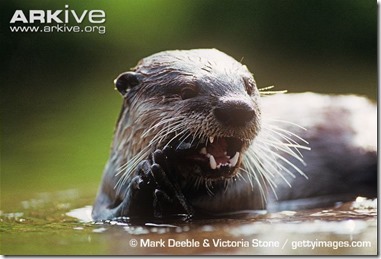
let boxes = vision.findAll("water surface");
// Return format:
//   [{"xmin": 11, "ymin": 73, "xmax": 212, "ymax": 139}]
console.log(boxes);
[{"xmin": 0, "ymin": 189, "xmax": 376, "ymax": 255}]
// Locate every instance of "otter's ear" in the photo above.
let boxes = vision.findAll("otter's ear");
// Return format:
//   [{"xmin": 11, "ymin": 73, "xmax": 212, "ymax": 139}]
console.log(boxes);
[{"xmin": 114, "ymin": 72, "xmax": 141, "ymax": 96}]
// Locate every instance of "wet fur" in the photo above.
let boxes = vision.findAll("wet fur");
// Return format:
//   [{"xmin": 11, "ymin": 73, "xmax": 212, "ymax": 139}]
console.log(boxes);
[{"xmin": 92, "ymin": 49, "xmax": 377, "ymax": 220}]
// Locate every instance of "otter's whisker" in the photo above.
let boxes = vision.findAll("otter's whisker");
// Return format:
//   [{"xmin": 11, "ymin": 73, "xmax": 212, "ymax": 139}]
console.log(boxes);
[
  {"xmin": 258, "ymin": 124, "xmax": 309, "ymax": 164},
  {"xmin": 194, "ymin": 176, "xmax": 201, "ymax": 189},
  {"xmin": 115, "ymin": 146, "xmax": 151, "ymax": 192},
  {"xmin": 265, "ymin": 118, "xmax": 308, "ymax": 132},
  {"xmin": 253, "ymin": 140, "xmax": 307, "ymax": 180},
  {"xmin": 114, "ymin": 115, "xmax": 190, "ymax": 194},
  {"xmin": 263, "ymin": 122, "xmax": 309, "ymax": 145},
  {"xmin": 245, "ymin": 150, "xmax": 279, "ymax": 189},
  {"xmin": 236, "ymin": 170, "xmax": 249, "ymax": 185},
  {"xmin": 256, "ymin": 136, "xmax": 307, "ymax": 165},
  {"xmin": 259, "ymin": 85, "xmax": 288, "ymax": 96},
  {"xmin": 245, "ymin": 147, "xmax": 276, "ymax": 178},
  {"xmin": 223, "ymin": 179, "xmax": 229, "ymax": 193},
  {"xmin": 175, "ymin": 131, "xmax": 193, "ymax": 150},
  {"xmin": 164, "ymin": 128, "xmax": 189, "ymax": 149},
  {"xmin": 142, "ymin": 117, "xmax": 185, "ymax": 138},
  {"xmin": 248, "ymin": 136, "xmax": 302, "ymax": 181},
  {"xmin": 150, "ymin": 123, "xmax": 184, "ymax": 146},
  {"xmin": 240, "ymin": 161, "xmax": 269, "ymax": 203},
  {"xmin": 205, "ymin": 179, "xmax": 215, "ymax": 196},
  {"xmin": 262, "ymin": 127, "xmax": 303, "ymax": 149},
  {"xmin": 247, "ymin": 144, "xmax": 294, "ymax": 189}
]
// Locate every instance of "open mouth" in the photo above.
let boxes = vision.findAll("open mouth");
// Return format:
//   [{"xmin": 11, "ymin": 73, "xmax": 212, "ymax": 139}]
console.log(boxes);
[{"xmin": 172, "ymin": 135, "xmax": 245, "ymax": 179}]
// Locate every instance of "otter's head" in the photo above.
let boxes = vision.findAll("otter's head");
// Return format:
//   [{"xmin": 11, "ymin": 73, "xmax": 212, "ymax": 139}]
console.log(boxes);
[{"xmin": 114, "ymin": 49, "xmax": 261, "ymax": 182}]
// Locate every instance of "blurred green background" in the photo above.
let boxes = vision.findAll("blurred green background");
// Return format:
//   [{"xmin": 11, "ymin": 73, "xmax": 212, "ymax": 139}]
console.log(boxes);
[{"xmin": 1, "ymin": 0, "xmax": 377, "ymax": 210}]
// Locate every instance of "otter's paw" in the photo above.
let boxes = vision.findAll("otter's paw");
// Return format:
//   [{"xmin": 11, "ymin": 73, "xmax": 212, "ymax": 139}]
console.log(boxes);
[
  {"xmin": 136, "ymin": 159, "xmax": 156, "ymax": 190},
  {"xmin": 150, "ymin": 147, "xmax": 193, "ymax": 219}
]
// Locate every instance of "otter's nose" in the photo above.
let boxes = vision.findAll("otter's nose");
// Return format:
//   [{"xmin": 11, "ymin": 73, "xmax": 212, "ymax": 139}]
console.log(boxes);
[{"xmin": 213, "ymin": 99, "xmax": 255, "ymax": 127}]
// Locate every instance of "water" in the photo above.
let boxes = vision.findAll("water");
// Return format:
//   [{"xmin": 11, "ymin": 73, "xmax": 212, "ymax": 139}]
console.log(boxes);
[{"xmin": 0, "ymin": 190, "xmax": 377, "ymax": 255}]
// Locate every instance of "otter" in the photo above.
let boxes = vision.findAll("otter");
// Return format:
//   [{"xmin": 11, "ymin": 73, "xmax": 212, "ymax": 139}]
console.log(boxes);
[{"xmin": 92, "ymin": 49, "xmax": 377, "ymax": 221}]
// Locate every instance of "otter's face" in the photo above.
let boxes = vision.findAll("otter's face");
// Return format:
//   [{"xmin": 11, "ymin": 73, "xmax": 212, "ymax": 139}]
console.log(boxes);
[{"xmin": 115, "ymin": 49, "xmax": 261, "ymax": 181}]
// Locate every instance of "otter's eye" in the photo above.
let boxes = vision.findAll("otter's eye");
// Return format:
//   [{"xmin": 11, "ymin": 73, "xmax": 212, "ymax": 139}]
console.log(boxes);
[
  {"xmin": 243, "ymin": 77, "xmax": 256, "ymax": 96},
  {"xmin": 181, "ymin": 86, "xmax": 198, "ymax": 100}
]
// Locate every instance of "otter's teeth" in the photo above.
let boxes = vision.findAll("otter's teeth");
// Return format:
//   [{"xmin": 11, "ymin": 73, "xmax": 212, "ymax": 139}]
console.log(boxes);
[
  {"xmin": 217, "ymin": 163, "xmax": 229, "ymax": 169},
  {"xmin": 200, "ymin": 147, "xmax": 207, "ymax": 155},
  {"xmin": 209, "ymin": 136, "xmax": 215, "ymax": 144},
  {"xmin": 209, "ymin": 155, "xmax": 217, "ymax": 170},
  {"xmin": 229, "ymin": 152, "xmax": 240, "ymax": 167}
]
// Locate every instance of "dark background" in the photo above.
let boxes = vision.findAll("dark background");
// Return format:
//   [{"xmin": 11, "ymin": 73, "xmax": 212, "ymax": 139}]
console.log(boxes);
[{"xmin": 1, "ymin": 0, "xmax": 377, "ymax": 208}]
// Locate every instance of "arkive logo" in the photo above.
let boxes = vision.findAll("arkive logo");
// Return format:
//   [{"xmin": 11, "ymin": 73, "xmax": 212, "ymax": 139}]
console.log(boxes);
[
  {"xmin": 9, "ymin": 5, "xmax": 106, "ymax": 34},
  {"xmin": 10, "ymin": 5, "xmax": 105, "ymax": 24}
]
